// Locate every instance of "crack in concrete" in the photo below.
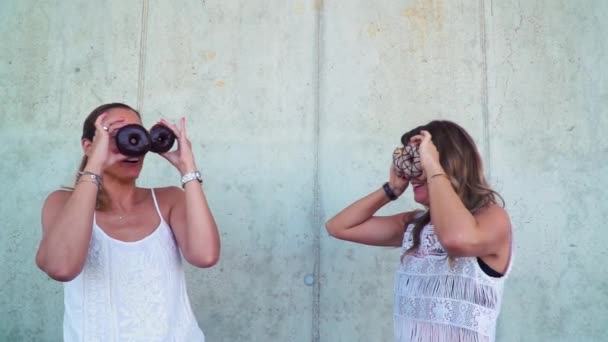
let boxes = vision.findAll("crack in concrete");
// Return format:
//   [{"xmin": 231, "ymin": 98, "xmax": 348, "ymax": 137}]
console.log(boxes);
[{"xmin": 137, "ymin": 0, "xmax": 149, "ymax": 110}]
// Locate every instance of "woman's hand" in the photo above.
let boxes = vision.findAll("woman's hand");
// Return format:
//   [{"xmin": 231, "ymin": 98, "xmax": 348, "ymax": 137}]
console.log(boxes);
[
  {"xmin": 410, "ymin": 130, "xmax": 443, "ymax": 176},
  {"xmin": 389, "ymin": 163, "xmax": 409, "ymax": 197},
  {"xmin": 85, "ymin": 113, "xmax": 125, "ymax": 172},
  {"xmin": 157, "ymin": 117, "xmax": 197, "ymax": 174}
]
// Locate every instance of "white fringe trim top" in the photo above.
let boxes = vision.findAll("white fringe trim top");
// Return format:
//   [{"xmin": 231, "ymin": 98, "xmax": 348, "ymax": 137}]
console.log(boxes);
[{"xmin": 393, "ymin": 221, "xmax": 512, "ymax": 342}]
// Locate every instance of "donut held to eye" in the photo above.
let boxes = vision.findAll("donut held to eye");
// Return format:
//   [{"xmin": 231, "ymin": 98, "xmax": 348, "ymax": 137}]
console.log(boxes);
[
  {"xmin": 149, "ymin": 124, "xmax": 176, "ymax": 154},
  {"xmin": 392, "ymin": 145, "xmax": 422, "ymax": 178},
  {"xmin": 115, "ymin": 124, "xmax": 152, "ymax": 157}
]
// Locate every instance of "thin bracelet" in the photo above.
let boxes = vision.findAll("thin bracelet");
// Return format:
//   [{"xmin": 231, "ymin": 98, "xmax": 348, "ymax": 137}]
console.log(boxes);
[
  {"xmin": 77, "ymin": 171, "xmax": 103, "ymax": 189},
  {"xmin": 78, "ymin": 170, "xmax": 103, "ymax": 181},
  {"xmin": 427, "ymin": 173, "xmax": 449, "ymax": 184},
  {"xmin": 78, "ymin": 170, "xmax": 103, "ymax": 179},
  {"xmin": 77, "ymin": 178, "xmax": 101, "ymax": 190}
]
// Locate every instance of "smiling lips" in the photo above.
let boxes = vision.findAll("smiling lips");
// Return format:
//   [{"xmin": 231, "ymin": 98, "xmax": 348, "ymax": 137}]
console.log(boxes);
[{"xmin": 412, "ymin": 182, "xmax": 426, "ymax": 192}]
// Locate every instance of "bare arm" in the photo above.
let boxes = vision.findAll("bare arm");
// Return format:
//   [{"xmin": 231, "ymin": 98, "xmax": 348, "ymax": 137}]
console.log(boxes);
[
  {"xmin": 35, "ymin": 113, "xmax": 123, "ymax": 281},
  {"xmin": 158, "ymin": 117, "xmax": 220, "ymax": 268},
  {"xmin": 36, "ymin": 184, "xmax": 97, "ymax": 281},
  {"xmin": 167, "ymin": 183, "xmax": 220, "ymax": 268},
  {"xmin": 326, "ymin": 164, "xmax": 417, "ymax": 247},
  {"xmin": 415, "ymin": 130, "xmax": 511, "ymax": 258},
  {"xmin": 427, "ymin": 174, "xmax": 510, "ymax": 257},
  {"xmin": 325, "ymin": 187, "xmax": 418, "ymax": 247}
]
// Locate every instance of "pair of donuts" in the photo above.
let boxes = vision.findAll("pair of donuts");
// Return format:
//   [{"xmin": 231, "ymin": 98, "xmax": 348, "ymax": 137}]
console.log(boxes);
[{"xmin": 115, "ymin": 124, "xmax": 175, "ymax": 157}]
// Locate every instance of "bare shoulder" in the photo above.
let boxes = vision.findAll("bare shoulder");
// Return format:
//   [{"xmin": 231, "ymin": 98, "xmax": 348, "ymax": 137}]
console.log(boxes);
[
  {"xmin": 475, "ymin": 203, "xmax": 510, "ymax": 221},
  {"xmin": 151, "ymin": 186, "xmax": 184, "ymax": 204},
  {"xmin": 475, "ymin": 204, "xmax": 511, "ymax": 234},
  {"xmin": 43, "ymin": 189, "xmax": 73, "ymax": 210},
  {"xmin": 392, "ymin": 209, "xmax": 424, "ymax": 229},
  {"xmin": 41, "ymin": 190, "xmax": 73, "ymax": 229},
  {"xmin": 399, "ymin": 210, "xmax": 421, "ymax": 224}
]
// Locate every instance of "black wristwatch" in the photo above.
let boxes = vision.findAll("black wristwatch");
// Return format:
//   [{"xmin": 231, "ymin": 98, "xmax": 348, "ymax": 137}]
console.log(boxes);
[{"xmin": 382, "ymin": 182, "xmax": 398, "ymax": 201}]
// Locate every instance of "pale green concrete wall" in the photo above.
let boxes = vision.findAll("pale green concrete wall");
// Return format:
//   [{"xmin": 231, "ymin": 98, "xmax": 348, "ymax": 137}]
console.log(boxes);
[
  {"xmin": 486, "ymin": 1, "xmax": 608, "ymax": 340},
  {"xmin": 1, "ymin": 1, "xmax": 606, "ymax": 341}
]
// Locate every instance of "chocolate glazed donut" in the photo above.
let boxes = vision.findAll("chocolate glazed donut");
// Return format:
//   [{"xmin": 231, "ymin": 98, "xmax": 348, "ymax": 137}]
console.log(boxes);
[
  {"xmin": 149, "ymin": 124, "xmax": 176, "ymax": 154},
  {"xmin": 115, "ymin": 124, "xmax": 151, "ymax": 157}
]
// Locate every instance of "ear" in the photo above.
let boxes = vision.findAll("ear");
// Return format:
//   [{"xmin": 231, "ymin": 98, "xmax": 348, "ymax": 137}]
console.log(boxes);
[{"xmin": 82, "ymin": 138, "xmax": 93, "ymax": 156}]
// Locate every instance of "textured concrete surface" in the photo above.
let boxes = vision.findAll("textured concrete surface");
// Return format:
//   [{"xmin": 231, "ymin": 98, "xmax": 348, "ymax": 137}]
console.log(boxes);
[
  {"xmin": 486, "ymin": 1, "xmax": 608, "ymax": 341},
  {"xmin": 318, "ymin": 1, "xmax": 487, "ymax": 341},
  {"xmin": 1, "ymin": 0, "xmax": 607, "ymax": 341}
]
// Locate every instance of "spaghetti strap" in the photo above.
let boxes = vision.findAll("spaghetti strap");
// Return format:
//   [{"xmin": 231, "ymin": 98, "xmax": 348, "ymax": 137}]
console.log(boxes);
[{"xmin": 150, "ymin": 188, "xmax": 163, "ymax": 220}]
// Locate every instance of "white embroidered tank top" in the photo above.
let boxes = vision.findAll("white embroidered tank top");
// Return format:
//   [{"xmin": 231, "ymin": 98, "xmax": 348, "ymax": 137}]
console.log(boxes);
[
  {"xmin": 63, "ymin": 189, "xmax": 205, "ymax": 342},
  {"xmin": 393, "ymin": 221, "xmax": 512, "ymax": 342}
]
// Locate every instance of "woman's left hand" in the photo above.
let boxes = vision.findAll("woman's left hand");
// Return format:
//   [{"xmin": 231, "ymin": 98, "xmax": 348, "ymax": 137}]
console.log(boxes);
[
  {"xmin": 411, "ymin": 130, "xmax": 442, "ymax": 175},
  {"xmin": 157, "ymin": 117, "xmax": 197, "ymax": 174}
]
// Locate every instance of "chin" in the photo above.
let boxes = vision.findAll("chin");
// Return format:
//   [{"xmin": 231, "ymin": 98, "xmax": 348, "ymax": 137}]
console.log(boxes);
[
  {"xmin": 124, "ymin": 168, "xmax": 143, "ymax": 179},
  {"xmin": 123, "ymin": 172, "xmax": 141, "ymax": 180},
  {"xmin": 413, "ymin": 194, "xmax": 429, "ymax": 205},
  {"xmin": 106, "ymin": 165, "xmax": 143, "ymax": 181}
]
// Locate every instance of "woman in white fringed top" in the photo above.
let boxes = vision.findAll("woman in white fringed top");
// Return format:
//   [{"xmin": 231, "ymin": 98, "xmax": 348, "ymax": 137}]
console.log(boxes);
[{"xmin": 326, "ymin": 120, "xmax": 513, "ymax": 342}]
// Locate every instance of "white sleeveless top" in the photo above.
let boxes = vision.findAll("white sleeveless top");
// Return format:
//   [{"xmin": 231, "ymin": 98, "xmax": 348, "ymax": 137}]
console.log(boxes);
[
  {"xmin": 393, "ymin": 220, "xmax": 512, "ymax": 342},
  {"xmin": 63, "ymin": 189, "xmax": 205, "ymax": 342}
]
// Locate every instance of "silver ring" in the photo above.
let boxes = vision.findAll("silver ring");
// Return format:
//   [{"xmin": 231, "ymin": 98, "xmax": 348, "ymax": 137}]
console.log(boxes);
[{"xmin": 102, "ymin": 126, "xmax": 109, "ymax": 131}]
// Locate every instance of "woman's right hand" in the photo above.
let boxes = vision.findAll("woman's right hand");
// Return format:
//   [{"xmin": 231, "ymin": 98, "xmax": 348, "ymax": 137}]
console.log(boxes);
[
  {"xmin": 84, "ymin": 113, "xmax": 125, "ymax": 172},
  {"xmin": 389, "ymin": 163, "xmax": 409, "ymax": 198}
]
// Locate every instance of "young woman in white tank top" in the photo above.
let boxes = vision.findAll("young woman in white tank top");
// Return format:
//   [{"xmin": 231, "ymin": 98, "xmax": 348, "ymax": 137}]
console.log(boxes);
[
  {"xmin": 35, "ymin": 103, "xmax": 220, "ymax": 341},
  {"xmin": 326, "ymin": 120, "xmax": 513, "ymax": 342}
]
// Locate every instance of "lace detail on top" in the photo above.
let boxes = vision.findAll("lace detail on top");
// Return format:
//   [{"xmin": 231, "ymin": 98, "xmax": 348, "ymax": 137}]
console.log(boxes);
[
  {"xmin": 63, "ymin": 188, "xmax": 205, "ymax": 342},
  {"xmin": 393, "ymin": 222, "xmax": 511, "ymax": 342}
]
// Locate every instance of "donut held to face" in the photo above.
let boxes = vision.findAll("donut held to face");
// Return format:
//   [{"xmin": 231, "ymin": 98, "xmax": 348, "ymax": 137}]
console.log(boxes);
[
  {"xmin": 115, "ymin": 124, "xmax": 176, "ymax": 157},
  {"xmin": 392, "ymin": 144, "xmax": 422, "ymax": 178}
]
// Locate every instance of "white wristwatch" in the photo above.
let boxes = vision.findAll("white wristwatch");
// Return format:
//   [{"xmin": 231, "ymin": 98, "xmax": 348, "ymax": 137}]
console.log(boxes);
[{"xmin": 181, "ymin": 171, "xmax": 203, "ymax": 188}]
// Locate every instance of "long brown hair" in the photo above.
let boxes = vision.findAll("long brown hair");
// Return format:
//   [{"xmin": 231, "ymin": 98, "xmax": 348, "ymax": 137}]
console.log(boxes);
[
  {"xmin": 402, "ymin": 120, "xmax": 504, "ymax": 253},
  {"xmin": 69, "ymin": 103, "xmax": 140, "ymax": 209}
]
